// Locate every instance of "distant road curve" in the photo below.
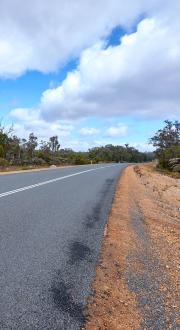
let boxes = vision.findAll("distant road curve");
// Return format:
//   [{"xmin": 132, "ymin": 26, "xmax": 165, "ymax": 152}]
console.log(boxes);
[{"xmin": 0, "ymin": 163, "xmax": 127, "ymax": 330}]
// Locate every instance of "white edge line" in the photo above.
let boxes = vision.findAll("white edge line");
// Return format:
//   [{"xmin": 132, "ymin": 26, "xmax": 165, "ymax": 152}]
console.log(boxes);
[{"xmin": 0, "ymin": 164, "xmax": 119, "ymax": 199}]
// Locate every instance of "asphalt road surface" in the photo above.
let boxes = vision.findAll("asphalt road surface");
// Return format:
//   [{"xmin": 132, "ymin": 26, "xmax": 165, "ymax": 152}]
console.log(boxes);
[{"xmin": 0, "ymin": 164, "xmax": 127, "ymax": 330}]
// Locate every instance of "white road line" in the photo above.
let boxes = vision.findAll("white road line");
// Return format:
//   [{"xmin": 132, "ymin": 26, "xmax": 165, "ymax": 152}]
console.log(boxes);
[{"xmin": 0, "ymin": 164, "xmax": 118, "ymax": 199}]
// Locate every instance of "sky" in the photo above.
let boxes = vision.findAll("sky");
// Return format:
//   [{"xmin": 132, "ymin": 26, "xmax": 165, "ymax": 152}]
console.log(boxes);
[{"xmin": 0, "ymin": 0, "xmax": 179, "ymax": 151}]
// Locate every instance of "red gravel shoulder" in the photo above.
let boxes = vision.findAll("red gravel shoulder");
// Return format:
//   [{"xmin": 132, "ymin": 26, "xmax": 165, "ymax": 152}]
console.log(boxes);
[{"xmin": 84, "ymin": 164, "xmax": 180, "ymax": 329}]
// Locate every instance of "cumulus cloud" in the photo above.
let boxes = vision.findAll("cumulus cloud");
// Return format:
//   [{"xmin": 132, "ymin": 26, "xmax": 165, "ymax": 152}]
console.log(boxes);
[
  {"xmin": 0, "ymin": 0, "xmax": 175, "ymax": 78},
  {"xmin": 131, "ymin": 142, "xmax": 154, "ymax": 152},
  {"xmin": 27, "ymin": 9, "xmax": 179, "ymax": 121},
  {"xmin": 5, "ymin": 0, "xmax": 180, "ymax": 149},
  {"xmin": 10, "ymin": 108, "xmax": 74, "ymax": 141},
  {"xmin": 106, "ymin": 124, "xmax": 128, "ymax": 137},
  {"xmin": 0, "ymin": 0, "xmax": 154, "ymax": 78},
  {"xmin": 79, "ymin": 127, "xmax": 100, "ymax": 136}
]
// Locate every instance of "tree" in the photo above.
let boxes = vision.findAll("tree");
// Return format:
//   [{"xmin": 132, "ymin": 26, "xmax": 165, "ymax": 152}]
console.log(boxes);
[
  {"xmin": 49, "ymin": 136, "xmax": 60, "ymax": 153},
  {"xmin": 38, "ymin": 140, "xmax": 51, "ymax": 162},
  {"xmin": 0, "ymin": 124, "xmax": 9, "ymax": 157},
  {"xmin": 26, "ymin": 133, "xmax": 38, "ymax": 160},
  {"xmin": 150, "ymin": 120, "xmax": 180, "ymax": 168},
  {"xmin": 0, "ymin": 123, "xmax": 17, "ymax": 158},
  {"xmin": 150, "ymin": 120, "xmax": 179, "ymax": 149},
  {"xmin": 7, "ymin": 135, "xmax": 21, "ymax": 163}
]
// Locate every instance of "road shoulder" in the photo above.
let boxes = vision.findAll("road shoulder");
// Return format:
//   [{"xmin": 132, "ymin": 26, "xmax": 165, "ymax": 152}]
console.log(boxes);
[{"xmin": 83, "ymin": 164, "xmax": 180, "ymax": 329}]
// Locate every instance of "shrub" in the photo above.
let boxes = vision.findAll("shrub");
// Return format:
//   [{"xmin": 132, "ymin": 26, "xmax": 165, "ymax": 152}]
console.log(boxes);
[
  {"xmin": 74, "ymin": 154, "xmax": 89, "ymax": 165},
  {"xmin": 172, "ymin": 164, "xmax": 180, "ymax": 172},
  {"xmin": 0, "ymin": 157, "xmax": 9, "ymax": 167},
  {"xmin": 158, "ymin": 146, "xmax": 180, "ymax": 169},
  {"xmin": 49, "ymin": 158, "xmax": 62, "ymax": 165},
  {"xmin": 150, "ymin": 120, "xmax": 180, "ymax": 170},
  {"xmin": 168, "ymin": 158, "xmax": 180, "ymax": 172},
  {"xmin": 31, "ymin": 157, "xmax": 47, "ymax": 165},
  {"xmin": 9, "ymin": 159, "xmax": 22, "ymax": 166},
  {"xmin": 0, "ymin": 145, "xmax": 5, "ymax": 158}
]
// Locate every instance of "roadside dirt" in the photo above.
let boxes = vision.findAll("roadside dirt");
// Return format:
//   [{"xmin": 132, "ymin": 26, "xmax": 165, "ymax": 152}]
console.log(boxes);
[{"xmin": 83, "ymin": 164, "xmax": 180, "ymax": 330}]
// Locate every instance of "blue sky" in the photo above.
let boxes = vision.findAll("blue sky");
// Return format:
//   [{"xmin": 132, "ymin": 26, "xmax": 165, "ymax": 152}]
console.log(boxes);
[
  {"xmin": 0, "ymin": 0, "xmax": 179, "ymax": 151},
  {"xmin": 0, "ymin": 59, "xmax": 78, "ymax": 116}
]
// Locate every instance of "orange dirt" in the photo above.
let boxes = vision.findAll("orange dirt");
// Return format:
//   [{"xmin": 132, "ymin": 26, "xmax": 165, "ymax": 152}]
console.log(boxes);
[{"xmin": 83, "ymin": 164, "xmax": 180, "ymax": 330}]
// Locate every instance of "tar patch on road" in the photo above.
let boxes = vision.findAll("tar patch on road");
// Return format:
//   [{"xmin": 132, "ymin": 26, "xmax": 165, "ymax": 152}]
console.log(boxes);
[
  {"xmin": 50, "ymin": 176, "xmax": 119, "ymax": 328},
  {"xmin": 51, "ymin": 278, "xmax": 85, "ymax": 323},
  {"xmin": 68, "ymin": 241, "xmax": 92, "ymax": 265},
  {"xmin": 83, "ymin": 178, "xmax": 115, "ymax": 229},
  {"xmin": 83, "ymin": 204, "xmax": 101, "ymax": 229}
]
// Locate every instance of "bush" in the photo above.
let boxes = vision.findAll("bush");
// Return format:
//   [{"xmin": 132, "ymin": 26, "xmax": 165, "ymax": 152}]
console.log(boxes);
[
  {"xmin": 150, "ymin": 120, "xmax": 180, "ymax": 170},
  {"xmin": 31, "ymin": 157, "xmax": 47, "ymax": 165},
  {"xmin": 49, "ymin": 158, "xmax": 62, "ymax": 165},
  {"xmin": 9, "ymin": 159, "xmax": 22, "ymax": 166},
  {"xmin": 0, "ymin": 157, "xmax": 9, "ymax": 167},
  {"xmin": 73, "ymin": 154, "xmax": 89, "ymax": 165},
  {"xmin": 168, "ymin": 158, "xmax": 180, "ymax": 172},
  {"xmin": 36, "ymin": 150, "xmax": 51, "ymax": 163},
  {"xmin": 158, "ymin": 146, "xmax": 180, "ymax": 169},
  {"xmin": 172, "ymin": 164, "xmax": 180, "ymax": 172},
  {"xmin": 0, "ymin": 145, "xmax": 5, "ymax": 158}
]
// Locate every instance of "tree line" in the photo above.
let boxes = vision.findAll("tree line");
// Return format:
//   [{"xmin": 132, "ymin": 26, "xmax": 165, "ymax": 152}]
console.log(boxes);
[{"xmin": 0, "ymin": 123, "xmax": 154, "ymax": 168}]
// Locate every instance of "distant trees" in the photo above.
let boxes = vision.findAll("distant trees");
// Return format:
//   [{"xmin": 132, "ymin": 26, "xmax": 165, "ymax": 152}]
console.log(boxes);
[
  {"xmin": 0, "ymin": 122, "xmax": 155, "ymax": 168},
  {"xmin": 150, "ymin": 120, "xmax": 180, "ymax": 170},
  {"xmin": 0, "ymin": 125, "xmax": 62, "ymax": 167},
  {"xmin": 88, "ymin": 144, "xmax": 153, "ymax": 164},
  {"xmin": 73, "ymin": 152, "xmax": 89, "ymax": 165}
]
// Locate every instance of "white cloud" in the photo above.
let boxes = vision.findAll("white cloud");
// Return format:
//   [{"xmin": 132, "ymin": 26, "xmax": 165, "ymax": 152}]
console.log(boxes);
[
  {"xmin": 0, "ymin": 0, "xmax": 150, "ymax": 78},
  {"xmin": 131, "ymin": 142, "xmax": 154, "ymax": 152},
  {"xmin": 0, "ymin": 0, "xmax": 176, "ymax": 78},
  {"xmin": 79, "ymin": 127, "xmax": 100, "ymax": 136},
  {"xmin": 6, "ymin": 0, "xmax": 180, "ymax": 150},
  {"xmin": 63, "ymin": 139, "xmax": 96, "ymax": 151},
  {"xmin": 31, "ymin": 11, "xmax": 180, "ymax": 121},
  {"xmin": 106, "ymin": 124, "xmax": 128, "ymax": 137},
  {"xmin": 10, "ymin": 108, "xmax": 74, "ymax": 141}
]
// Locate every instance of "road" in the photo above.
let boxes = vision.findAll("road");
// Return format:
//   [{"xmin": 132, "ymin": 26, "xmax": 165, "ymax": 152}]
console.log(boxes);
[{"xmin": 0, "ymin": 163, "xmax": 127, "ymax": 330}]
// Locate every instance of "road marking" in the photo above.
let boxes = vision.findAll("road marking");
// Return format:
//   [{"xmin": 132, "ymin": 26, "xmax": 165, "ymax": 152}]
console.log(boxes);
[{"xmin": 0, "ymin": 164, "xmax": 119, "ymax": 199}]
